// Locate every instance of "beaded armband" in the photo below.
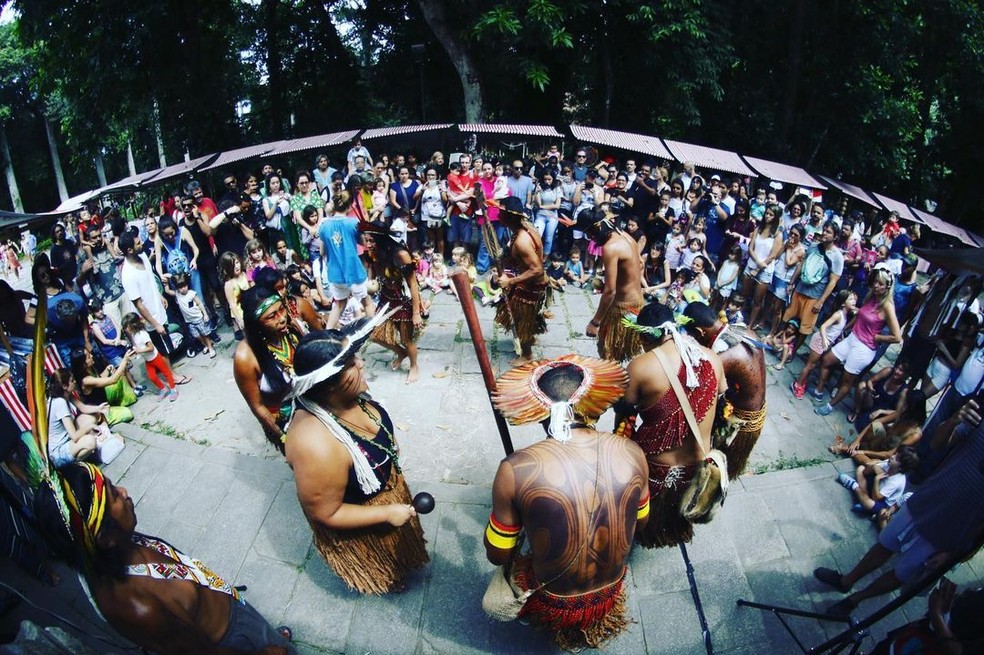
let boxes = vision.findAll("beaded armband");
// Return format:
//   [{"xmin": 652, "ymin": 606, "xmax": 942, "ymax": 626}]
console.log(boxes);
[{"xmin": 485, "ymin": 514, "xmax": 522, "ymax": 550}]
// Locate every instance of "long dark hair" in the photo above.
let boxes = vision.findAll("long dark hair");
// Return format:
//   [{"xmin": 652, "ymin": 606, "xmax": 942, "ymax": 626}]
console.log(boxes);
[{"xmin": 240, "ymin": 285, "xmax": 293, "ymax": 398}]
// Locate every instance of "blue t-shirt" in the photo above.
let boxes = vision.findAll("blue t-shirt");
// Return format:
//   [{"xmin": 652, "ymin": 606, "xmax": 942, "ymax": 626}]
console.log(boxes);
[
  {"xmin": 695, "ymin": 198, "xmax": 731, "ymax": 258},
  {"xmin": 318, "ymin": 216, "xmax": 367, "ymax": 285},
  {"xmin": 506, "ymin": 175, "xmax": 536, "ymax": 207}
]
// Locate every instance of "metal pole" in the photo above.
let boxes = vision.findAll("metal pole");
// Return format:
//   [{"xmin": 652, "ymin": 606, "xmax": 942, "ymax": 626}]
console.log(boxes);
[
  {"xmin": 451, "ymin": 270, "xmax": 514, "ymax": 455},
  {"xmin": 680, "ymin": 543, "xmax": 714, "ymax": 655}
]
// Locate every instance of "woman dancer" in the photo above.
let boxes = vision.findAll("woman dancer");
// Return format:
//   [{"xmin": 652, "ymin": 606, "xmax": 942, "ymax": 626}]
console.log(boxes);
[
  {"xmin": 360, "ymin": 221, "xmax": 423, "ymax": 384},
  {"xmin": 285, "ymin": 319, "xmax": 429, "ymax": 594}
]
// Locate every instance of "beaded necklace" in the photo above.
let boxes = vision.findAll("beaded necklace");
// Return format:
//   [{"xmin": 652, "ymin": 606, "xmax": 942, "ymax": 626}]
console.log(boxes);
[
  {"xmin": 267, "ymin": 331, "xmax": 298, "ymax": 375},
  {"xmin": 332, "ymin": 397, "xmax": 401, "ymax": 473}
]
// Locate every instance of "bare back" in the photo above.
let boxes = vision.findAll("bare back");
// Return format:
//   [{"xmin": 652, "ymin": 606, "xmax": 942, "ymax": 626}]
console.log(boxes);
[
  {"xmin": 505, "ymin": 432, "xmax": 647, "ymax": 594},
  {"xmin": 603, "ymin": 232, "xmax": 643, "ymax": 305}
]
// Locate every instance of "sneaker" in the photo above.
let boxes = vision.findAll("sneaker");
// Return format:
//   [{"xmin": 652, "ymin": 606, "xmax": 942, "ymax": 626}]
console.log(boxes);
[
  {"xmin": 837, "ymin": 473, "xmax": 859, "ymax": 491},
  {"xmin": 850, "ymin": 503, "xmax": 869, "ymax": 515},
  {"xmin": 133, "ymin": 386, "xmax": 144, "ymax": 398},
  {"xmin": 134, "ymin": 384, "xmax": 147, "ymax": 393},
  {"xmin": 186, "ymin": 346, "xmax": 198, "ymax": 359},
  {"xmin": 815, "ymin": 403, "xmax": 834, "ymax": 416},
  {"xmin": 234, "ymin": 330, "xmax": 244, "ymax": 341},
  {"xmin": 211, "ymin": 332, "xmax": 222, "ymax": 344},
  {"xmin": 790, "ymin": 381, "xmax": 806, "ymax": 399},
  {"xmin": 167, "ymin": 388, "xmax": 178, "ymax": 402},
  {"xmin": 808, "ymin": 387, "xmax": 826, "ymax": 402},
  {"xmin": 158, "ymin": 387, "xmax": 170, "ymax": 400},
  {"xmin": 206, "ymin": 347, "xmax": 216, "ymax": 359}
]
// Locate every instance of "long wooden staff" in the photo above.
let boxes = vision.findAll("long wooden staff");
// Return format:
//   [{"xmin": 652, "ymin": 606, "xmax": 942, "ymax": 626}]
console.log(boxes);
[
  {"xmin": 451, "ymin": 270, "xmax": 514, "ymax": 455},
  {"xmin": 474, "ymin": 182, "xmax": 516, "ymax": 328}
]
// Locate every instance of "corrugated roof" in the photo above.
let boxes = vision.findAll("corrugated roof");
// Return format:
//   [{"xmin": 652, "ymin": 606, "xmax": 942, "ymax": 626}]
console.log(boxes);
[
  {"xmin": 361, "ymin": 124, "xmax": 454, "ymax": 140},
  {"xmin": 201, "ymin": 142, "xmax": 282, "ymax": 171},
  {"xmin": 662, "ymin": 139, "xmax": 755, "ymax": 176},
  {"xmin": 817, "ymin": 175, "xmax": 880, "ymax": 208},
  {"xmin": 909, "ymin": 207, "xmax": 978, "ymax": 247},
  {"xmin": 141, "ymin": 154, "xmax": 219, "ymax": 186},
  {"xmin": 55, "ymin": 189, "xmax": 100, "ymax": 212},
  {"xmin": 569, "ymin": 125, "xmax": 672, "ymax": 160},
  {"xmin": 264, "ymin": 129, "xmax": 361, "ymax": 157},
  {"xmin": 870, "ymin": 192, "xmax": 918, "ymax": 223},
  {"xmin": 742, "ymin": 155, "xmax": 826, "ymax": 189},
  {"xmin": 458, "ymin": 123, "xmax": 564, "ymax": 138}
]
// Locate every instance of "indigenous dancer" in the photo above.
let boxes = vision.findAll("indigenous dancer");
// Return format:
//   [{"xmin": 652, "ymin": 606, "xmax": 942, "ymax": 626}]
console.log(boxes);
[
  {"xmin": 360, "ymin": 220, "xmax": 423, "ymax": 384},
  {"xmin": 234, "ymin": 285, "xmax": 302, "ymax": 453},
  {"xmin": 682, "ymin": 302, "xmax": 768, "ymax": 479},
  {"xmin": 285, "ymin": 316, "xmax": 429, "ymax": 594},
  {"xmin": 490, "ymin": 196, "xmax": 548, "ymax": 365},
  {"xmin": 43, "ymin": 463, "xmax": 296, "ymax": 654},
  {"xmin": 619, "ymin": 302, "xmax": 726, "ymax": 548},
  {"xmin": 581, "ymin": 206, "xmax": 645, "ymax": 361},
  {"xmin": 486, "ymin": 355, "xmax": 649, "ymax": 650}
]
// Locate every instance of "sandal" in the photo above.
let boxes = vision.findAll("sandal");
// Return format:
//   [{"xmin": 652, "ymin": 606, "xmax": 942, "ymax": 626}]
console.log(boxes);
[
  {"xmin": 773, "ymin": 363, "xmax": 784, "ymax": 371},
  {"xmin": 175, "ymin": 376, "xmax": 192, "ymax": 385}
]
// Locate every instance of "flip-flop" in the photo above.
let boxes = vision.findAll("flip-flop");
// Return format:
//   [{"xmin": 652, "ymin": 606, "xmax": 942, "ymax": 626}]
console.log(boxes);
[
  {"xmin": 813, "ymin": 567, "xmax": 850, "ymax": 593},
  {"xmin": 276, "ymin": 626, "xmax": 293, "ymax": 642},
  {"xmin": 175, "ymin": 376, "xmax": 192, "ymax": 385}
]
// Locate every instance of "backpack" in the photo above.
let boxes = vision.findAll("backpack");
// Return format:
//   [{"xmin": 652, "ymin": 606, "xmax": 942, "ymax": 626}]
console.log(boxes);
[
  {"xmin": 800, "ymin": 247, "xmax": 831, "ymax": 286},
  {"xmin": 160, "ymin": 228, "xmax": 190, "ymax": 276}
]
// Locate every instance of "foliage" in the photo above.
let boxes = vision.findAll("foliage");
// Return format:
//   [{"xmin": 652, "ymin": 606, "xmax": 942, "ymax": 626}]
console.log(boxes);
[{"xmin": 0, "ymin": 0, "xmax": 981, "ymax": 226}]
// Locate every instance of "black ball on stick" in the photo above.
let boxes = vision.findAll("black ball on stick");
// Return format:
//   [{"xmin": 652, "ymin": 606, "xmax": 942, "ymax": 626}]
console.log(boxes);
[{"xmin": 412, "ymin": 492, "xmax": 435, "ymax": 514}]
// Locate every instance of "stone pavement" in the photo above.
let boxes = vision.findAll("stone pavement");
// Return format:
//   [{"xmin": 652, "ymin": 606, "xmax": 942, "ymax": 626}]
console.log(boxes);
[{"xmin": 2, "ymin": 275, "xmax": 982, "ymax": 654}]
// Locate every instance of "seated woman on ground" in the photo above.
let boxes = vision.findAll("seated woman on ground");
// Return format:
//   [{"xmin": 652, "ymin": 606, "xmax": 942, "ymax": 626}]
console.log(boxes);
[
  {"xmin": 69, "ymin": 348, "xmax": 139, "ymax": 427},
  {"xmin": 830, "ymin": 390, "xmax": 926, "ymax": 466},
  {"xmin": 835, "ymin": 446, "xmax": 918, "ymax": 531},
  {"xmin": 764, "ymin": 319, "xmax": 799, "ymax": 370},
  {"xmin": 847, "ymin": 358, "xmax": 912, "ymax": 431},
  {"xmin": 920, "ymin": 311, "xmax": 980, "ymax": 399},
  {"xmin": 46, "ymin": 369, "xmax": 109, "ymax": 468}
]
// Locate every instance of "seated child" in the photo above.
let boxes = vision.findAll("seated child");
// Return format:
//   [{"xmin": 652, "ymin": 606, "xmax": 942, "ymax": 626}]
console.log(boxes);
[
  {"xmin": 546, "ymin": 252, "xmax": 567, "ymax": 292},
  {"xmin": 564, "ymin": 249, "xmax": 589, "ymax": 288},
  {"xmin": 765, "ymin": 319, "xmax": 799, "ymax": 371},
  {"xmin": 724, "ymin": 295, "xmax": 745, "ymax": 326},
  {"xmin": 836, "ymin": 447, "xmax": 918, "ymax": 530}
]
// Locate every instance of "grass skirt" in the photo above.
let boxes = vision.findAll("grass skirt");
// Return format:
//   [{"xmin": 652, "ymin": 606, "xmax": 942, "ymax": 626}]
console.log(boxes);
[
  {"xmin": 638, "ymin": 462, "xmax": 697, "ymax": 549},
  {"xmin": 494, "ymin": 281, "xmax": 547, "ymax": 345},
  {"xmin": 512, "ymin": 555, "xmax": 628, "ymax": 651},
  {"xmin": 597, "ymin": 299, "xmax": 643, "ymax": 362},
  {"xmin": 309, "ymin": 469, "xmax": 429, "ymax": 594},
  {"xmin": 725, "ymin": 405, "xmax": 766, "ymax": 479},
  {"xmin": 373, "ymin": 288, "xmax": 420, "ymax": 347}
]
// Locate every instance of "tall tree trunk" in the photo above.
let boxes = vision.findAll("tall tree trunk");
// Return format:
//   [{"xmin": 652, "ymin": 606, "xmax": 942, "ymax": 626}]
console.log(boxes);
[
  {"xmin": 780, "ymin": 0, "xmax": 807, "ymax": 152},
  {"xmin": 126, "ymin": 141, "xmax": 137, "ymax": 177},
  {"xmin": 94, "ymin": 150, "xmax": 108, "ymax": 187},
  {"xmin": 264, "ymin": 0, "xmax": 286, "ymax": 138},
  {"xmin": 44, "ymin": 117, "xmax": 69, "ymax": 203},
  {"xmin": 417, "ymin": 0, "xmax": 485, "ymax": 123},
  {"xmin": 0, "ymin": 124, "xmax": 24, "ymax": 213},
  {"xmin": 153, "ymin": 98, "xmax": 167, "ymax": 167},
  {"xmin": 598, "ymin": 15, "xmax": 614, "ymax": 127}
]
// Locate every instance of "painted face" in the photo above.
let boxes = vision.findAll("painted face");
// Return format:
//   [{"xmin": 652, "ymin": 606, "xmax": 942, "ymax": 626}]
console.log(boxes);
[
  {"xmin": 103, "ymin": 480, "xmax": 137, "ymax": 537},
  {"xmin": 259, "ymin": 298, "xmax": 289, "ymax": 335},
  {"xmin": 334, "ymin": 353, "xmax": 368, "ymax": 397}
]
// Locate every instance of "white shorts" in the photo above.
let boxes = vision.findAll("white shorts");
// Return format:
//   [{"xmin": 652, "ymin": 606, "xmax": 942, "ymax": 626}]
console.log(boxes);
[
  {"xmin": 830, "ymin": 332, "xmax": 877, "ymax": 375},
  {"xmin": 925, "ymin": 356, "xmax": 955, "ymax": 391},
  {"xmin": 328, "ymin": 280, "xmax": 368, "ymax": 302}
]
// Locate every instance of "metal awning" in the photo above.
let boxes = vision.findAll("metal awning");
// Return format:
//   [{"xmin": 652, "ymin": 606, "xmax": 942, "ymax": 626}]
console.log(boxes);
[
  {"xmin": 201, "ymin": 142, "xmax": 282, "ymax": 172},
  {"xmin": 817, "ymin": 175, "xmax": 880, "ymax": 208},
  {"xmin": 264, "ymin": 129, "xmax": 361, "ymax": 158},
  {"xmin": 459, "ymin": 124, "xmax": 564, "ymax": 138},
  {"xmin": 870, "ymin": 192, "xmax": 919, "ymax": 223},
  {"xmin": 662, "ymin": 139, "xmax": 755, "ymax": 176},
  {"xmin": 910, "ymin": 208, "xmax": 979, "ymax": 247},
  {"xmin": 569, "ymin": 125, "xmax": 672, "ymax": 160},
  {"xmin": 743, "ymin": 155, "xmax": 827, "ymax": 189},
  {"xmin": 55, "ymin": 189, "xmax": 100, "ymax": 213},
  {"xmin": 360, "ymin": 124, "xmax": 454, "ymax": 140},
  {"xmin": 141, "ymin": 154, "xmax": 219, "ymax": 186}
]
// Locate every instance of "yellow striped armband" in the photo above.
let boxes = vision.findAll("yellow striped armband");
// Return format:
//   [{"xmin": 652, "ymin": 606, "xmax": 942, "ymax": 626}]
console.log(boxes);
[
  {"xmin": 637, "ymin": 491, "xmax": 651, "ymax": 520},
  {"xmin": 485, "ymin": 514, "xmax": 521, "ymax": 550}
]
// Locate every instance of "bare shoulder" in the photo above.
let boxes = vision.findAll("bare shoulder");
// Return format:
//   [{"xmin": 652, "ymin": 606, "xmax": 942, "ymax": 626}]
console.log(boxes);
[
  {"xmin": 285, "ymin": 410, "xmax": 347, "ymax": 465},
  {"xmin": 232, "ymin": 340, "xmax": 257, "ymax": 368}
]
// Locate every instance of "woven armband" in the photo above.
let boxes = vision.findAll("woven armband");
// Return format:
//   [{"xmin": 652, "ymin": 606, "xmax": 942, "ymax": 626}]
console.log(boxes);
[
  {"xmin": 637, "ymin": 491, "xmax": 651, "ymax": 520},
  {"xmin": 485, "ymin": 514, "xmax": 521, "ymax": 550}
]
